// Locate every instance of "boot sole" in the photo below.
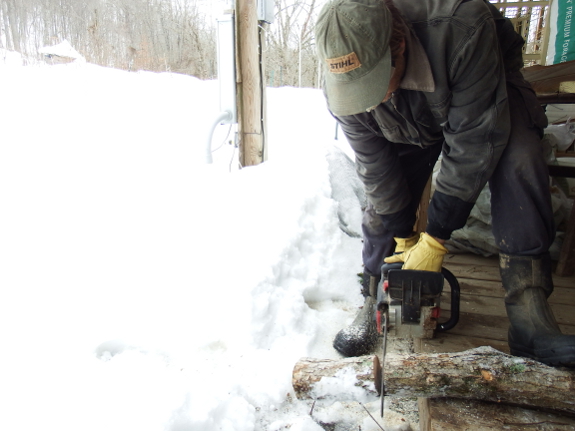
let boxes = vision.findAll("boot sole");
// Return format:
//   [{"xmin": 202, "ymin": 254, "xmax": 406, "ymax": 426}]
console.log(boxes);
[
  {"xmin": 509, "ymin": 343, "xmax": 575, "ymax": 368},
  {"xmin": 333, "ymin": 335, "xmax": 377, "ymax": 357}
]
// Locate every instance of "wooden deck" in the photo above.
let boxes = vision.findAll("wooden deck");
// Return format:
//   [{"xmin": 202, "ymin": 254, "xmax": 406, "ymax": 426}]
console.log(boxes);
[{"xmin": 416, "ymin": 253, "xmax": 575, "ymax": 430}]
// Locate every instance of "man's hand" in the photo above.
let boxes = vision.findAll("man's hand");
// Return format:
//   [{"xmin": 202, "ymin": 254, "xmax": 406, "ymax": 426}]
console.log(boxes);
[{"xmin": 384, "ymin": 233, "xmax": 448, "ymax": 272}]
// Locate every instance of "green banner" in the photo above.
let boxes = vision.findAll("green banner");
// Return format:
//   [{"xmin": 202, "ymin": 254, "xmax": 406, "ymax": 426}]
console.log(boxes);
[{"xmin": 555, "ymin": 0, "xmax": 575, "ymax": 63}]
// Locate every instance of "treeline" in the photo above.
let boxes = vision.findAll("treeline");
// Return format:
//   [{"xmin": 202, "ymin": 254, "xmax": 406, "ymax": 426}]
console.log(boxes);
[
  {"xmin": 0, "ymin": 0, "xmax": 323, "ymax": 87},
  {"xmin": 0, "ymin": 0, "xmax": 216, "ymax": 77}
]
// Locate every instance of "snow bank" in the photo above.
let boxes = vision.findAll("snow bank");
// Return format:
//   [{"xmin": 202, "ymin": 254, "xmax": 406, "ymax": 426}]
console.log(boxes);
[{"xmin": 0, "ymin": 62, "xmax": 376, "ymax": 431}]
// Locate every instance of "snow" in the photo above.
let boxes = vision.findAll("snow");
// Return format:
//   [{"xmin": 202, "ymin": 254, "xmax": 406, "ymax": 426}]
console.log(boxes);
[
  {"xmin": 311, "ymin": 367, "xmax": 375, "ymax": 403},
  {"xmin": 38, "ymin": 40, "xmax": 85, "ymax": 60},
  {"xmin": 0, "ymin": 57, "xmax": 415, "ymax": 430}
]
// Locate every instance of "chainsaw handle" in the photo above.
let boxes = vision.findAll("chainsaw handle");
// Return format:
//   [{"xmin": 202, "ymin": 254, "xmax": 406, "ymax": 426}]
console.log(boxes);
[
  {"xmin": 437, "ymin": 267, "xmax": 460, "ymax": 332},
  {"xmin": 381, "ymin": 261, "xmax": 403, "ymax": 277}
]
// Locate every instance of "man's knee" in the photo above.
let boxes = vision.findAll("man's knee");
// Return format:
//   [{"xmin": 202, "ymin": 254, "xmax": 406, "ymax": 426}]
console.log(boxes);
[
  {"xmin": 362, "ymin": 203, "xmax": 386, "ymax": 236},
  {"xmin": 501, "ymin": 130, "xmax": 546, "ymax": 178}
]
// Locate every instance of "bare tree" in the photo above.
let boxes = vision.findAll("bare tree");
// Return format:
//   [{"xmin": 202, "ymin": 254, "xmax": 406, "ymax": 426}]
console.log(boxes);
[{"xmin": 265, "ymin": 0, "xmax": 324, "ymax": 88}]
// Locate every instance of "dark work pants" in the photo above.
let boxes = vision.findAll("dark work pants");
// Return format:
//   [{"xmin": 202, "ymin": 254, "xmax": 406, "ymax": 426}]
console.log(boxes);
[
  {"xmin": 362, "ymin": 143, "xmax": 441, "ymax": 275},
  {"xmin": 361, "ymin": 84, "xmax": 556, "ymax": 276}
]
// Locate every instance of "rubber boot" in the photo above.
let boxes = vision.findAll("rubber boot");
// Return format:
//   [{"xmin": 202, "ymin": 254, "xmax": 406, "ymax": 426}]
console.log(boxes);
[
  {"xmin": 500, "ymin": 253, "xmax": 575, "ymax": 367},
  {"xmin": 333, "ymin": 271, "xmax": 380, "ymax": 357}
]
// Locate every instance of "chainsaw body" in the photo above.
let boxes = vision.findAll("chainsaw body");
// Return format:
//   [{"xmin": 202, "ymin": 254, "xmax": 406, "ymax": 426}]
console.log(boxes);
[{"xmin": 376, "ymin": 264, "xmax": 460, "ymax": 339}]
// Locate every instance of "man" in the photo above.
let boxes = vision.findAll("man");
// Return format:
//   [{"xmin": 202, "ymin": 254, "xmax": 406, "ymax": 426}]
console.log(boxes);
[{"xmin": 315, "ymin": 0, "xmax": 575, "ymax": 366}]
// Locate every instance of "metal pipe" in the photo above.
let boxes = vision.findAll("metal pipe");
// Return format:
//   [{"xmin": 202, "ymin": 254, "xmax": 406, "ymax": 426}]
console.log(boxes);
[{"xmin": 205, "ymin": 111, "xmax": 232, "ymax": 164}]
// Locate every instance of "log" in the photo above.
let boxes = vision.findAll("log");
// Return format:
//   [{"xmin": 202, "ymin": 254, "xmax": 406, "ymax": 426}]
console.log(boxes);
[
  {"xmin": 424, "ymin": 398, "xmax": 575, "ymax": 431},
  {"xmin": 292, "ymin": 346, "xmax": 575, "ymax": 414}
]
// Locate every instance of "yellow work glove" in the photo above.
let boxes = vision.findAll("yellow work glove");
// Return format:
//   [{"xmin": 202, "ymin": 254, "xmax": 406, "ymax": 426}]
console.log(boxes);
[{"xmin": 384, "ymin": 232, "xmax": 448, "ymax": 272}]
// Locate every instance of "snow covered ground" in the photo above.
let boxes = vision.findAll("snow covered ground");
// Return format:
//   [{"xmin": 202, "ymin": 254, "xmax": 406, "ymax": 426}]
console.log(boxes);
[{"xmin": 0, "ymin": 53, "xmax": 413, "ymax": 430}]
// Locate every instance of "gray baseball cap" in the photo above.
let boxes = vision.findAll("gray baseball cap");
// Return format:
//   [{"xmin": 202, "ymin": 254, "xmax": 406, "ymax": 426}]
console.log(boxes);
[{"xmin": 315, "ymin": 0, "xmax": 393, "ymax": 116}]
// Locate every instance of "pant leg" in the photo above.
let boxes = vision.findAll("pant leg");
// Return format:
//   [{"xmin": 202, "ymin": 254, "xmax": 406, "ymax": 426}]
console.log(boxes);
[
  {"xmin": 489, "ymin": 83, "xmax": 556, "ymax": 255},
  {"xmin": 362, "ymin": 203, "xmax": 395, "ymax": 275},
  {"xmin": 362, "ymin": 142, "xmax": 442, "ymax": 275}
]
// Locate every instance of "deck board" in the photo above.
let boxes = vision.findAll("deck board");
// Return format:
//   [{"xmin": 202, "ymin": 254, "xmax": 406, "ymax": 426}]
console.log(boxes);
[{"xmin": 444, "ymin": 253, "xmax": 575, "ymax": 288}]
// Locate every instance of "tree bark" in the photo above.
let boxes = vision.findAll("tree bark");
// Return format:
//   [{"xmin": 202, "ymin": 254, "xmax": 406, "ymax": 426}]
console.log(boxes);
[{"xmin": 292, "ymin": 346, "xmax": 575, "ymax": 414}]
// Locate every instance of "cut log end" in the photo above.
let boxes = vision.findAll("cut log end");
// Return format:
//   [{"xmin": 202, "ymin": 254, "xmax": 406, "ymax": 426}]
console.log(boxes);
[{"xmin": 373, "ymin": 355, "xmax": 382, "ymax": 396}]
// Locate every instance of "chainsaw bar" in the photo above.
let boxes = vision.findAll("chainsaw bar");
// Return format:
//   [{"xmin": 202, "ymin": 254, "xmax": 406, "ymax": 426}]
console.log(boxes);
[{"xmin": 380, "ymin": 304, "xmax": 388, "ymax": 418}]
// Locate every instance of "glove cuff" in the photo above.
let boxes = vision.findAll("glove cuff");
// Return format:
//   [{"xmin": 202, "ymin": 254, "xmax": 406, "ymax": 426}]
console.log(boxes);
[
  {"xmin": 393, "ymin": 233, "xmax": 419, "ymax": 254},
  {"xmin": 421, "ymin": 232, "xmax": 448, "ymax": 254}
]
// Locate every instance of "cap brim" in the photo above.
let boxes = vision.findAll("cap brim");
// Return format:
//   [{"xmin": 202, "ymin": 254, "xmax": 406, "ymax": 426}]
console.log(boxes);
[{"xmin": 324, "ymin": 49, "xmax": 392, "ymax": 117}]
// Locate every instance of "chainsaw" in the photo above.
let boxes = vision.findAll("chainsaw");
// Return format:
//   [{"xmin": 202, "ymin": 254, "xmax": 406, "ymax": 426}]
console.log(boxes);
[{"xmin": 373, "ymin": 262, "xmax": 461, "ymax": 417}]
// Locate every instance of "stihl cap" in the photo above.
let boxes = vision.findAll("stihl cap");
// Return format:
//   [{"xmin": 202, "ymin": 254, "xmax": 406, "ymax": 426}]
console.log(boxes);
[{"xmin": 315, "ymin": 0, "xmax": 393, "ymax": 116}]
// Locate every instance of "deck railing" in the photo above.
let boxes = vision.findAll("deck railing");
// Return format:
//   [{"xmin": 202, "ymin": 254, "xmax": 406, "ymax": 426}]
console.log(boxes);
[{"xmin": 490, "ymin": 0, "xmax": 552, "ymax": 65}]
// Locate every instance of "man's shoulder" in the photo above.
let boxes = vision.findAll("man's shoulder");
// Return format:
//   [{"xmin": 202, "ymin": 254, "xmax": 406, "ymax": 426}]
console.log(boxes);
[{"xmin": 396, "ymin": 0, "xmax": 490, "ymax": 24}]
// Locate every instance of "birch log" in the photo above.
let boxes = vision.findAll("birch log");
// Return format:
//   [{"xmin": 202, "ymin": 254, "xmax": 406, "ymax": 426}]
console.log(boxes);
[{"xmin": 292, "ymin": 346, "xmax": 575, "ymax": 414}]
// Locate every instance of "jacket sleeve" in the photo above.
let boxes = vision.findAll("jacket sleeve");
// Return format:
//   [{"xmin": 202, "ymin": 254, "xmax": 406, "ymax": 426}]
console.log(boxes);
[
  {"xmin": 484, "ymin": 0, "xmax": 525, "ymax": 75},
  {"xmin": 336, "ymin": 112, "xmax": 416, "ymax": 234},
  {"xmin": 427, "ymin": 12, "xmax": 511, "ymax": 240}
]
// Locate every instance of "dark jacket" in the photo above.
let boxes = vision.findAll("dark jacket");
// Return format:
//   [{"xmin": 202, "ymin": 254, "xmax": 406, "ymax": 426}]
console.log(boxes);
[{"xmin": 334, "ymin": 0, "xmax": 546, "ymax": 239}]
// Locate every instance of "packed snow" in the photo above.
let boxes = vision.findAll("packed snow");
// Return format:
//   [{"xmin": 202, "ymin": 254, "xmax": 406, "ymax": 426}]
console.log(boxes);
[{"xmin": 0, "ymin": 52, "xmax": 415, "ymax": 430}]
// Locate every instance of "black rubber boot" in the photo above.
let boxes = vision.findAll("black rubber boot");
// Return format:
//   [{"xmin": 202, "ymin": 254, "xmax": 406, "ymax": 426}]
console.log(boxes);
[
  {"xmin": 333, "ymin": 271, "xmax": 380, "ymax": 357},
  {"xmin": 500, "ymin": 253, "xmax": 575, "ymax": 367}
]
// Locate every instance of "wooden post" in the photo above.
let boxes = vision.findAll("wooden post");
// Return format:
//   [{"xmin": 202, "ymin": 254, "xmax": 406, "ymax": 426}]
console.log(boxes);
[
  {"xmin": 236, "ymin": 0, "xmax": 265, "ymax": 166},
  {"xmin": 415, "ymin": 175, "xmax": 432, "ymax": 233}
]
